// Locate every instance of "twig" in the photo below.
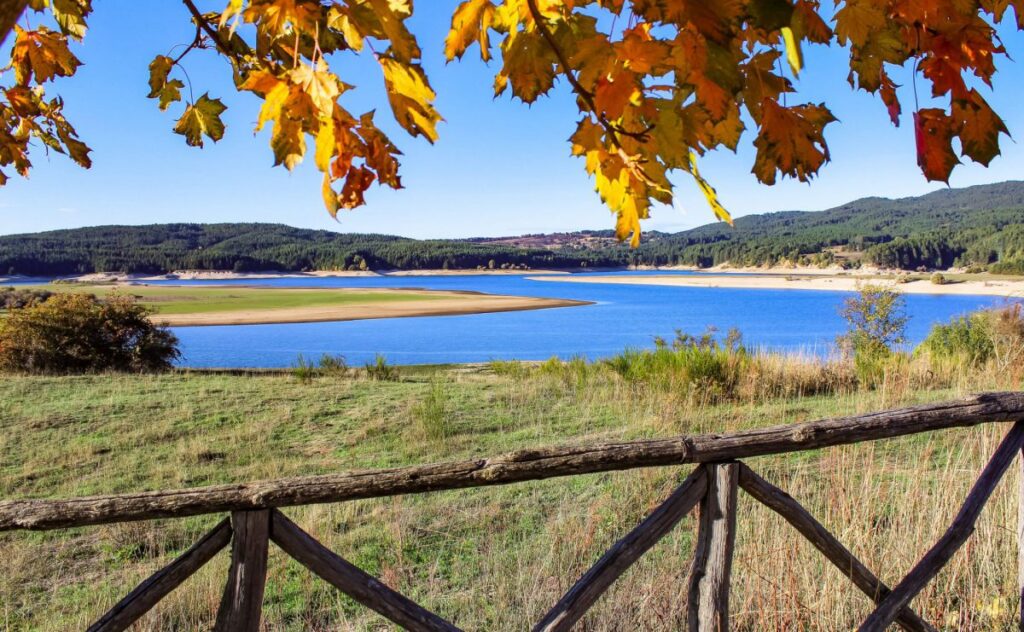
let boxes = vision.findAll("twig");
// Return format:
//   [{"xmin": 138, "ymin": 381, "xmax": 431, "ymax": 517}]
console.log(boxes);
[
  {"xmin": 523, "ymin": 0, "xmax": 653, "ymax": 147},
  {"xmin": 180, "ymin": 0, "xmax": 238, "ymax": 61}
]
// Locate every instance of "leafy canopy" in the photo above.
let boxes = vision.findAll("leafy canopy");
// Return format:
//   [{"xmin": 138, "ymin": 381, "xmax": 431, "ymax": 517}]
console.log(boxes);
[{"xmin": 1, "ymin": 0, "xmax": 1020, "ymax": 245}]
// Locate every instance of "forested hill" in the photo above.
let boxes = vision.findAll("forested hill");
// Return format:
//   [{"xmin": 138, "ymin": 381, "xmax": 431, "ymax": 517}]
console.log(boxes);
[
  {"xmin": 2, "ymin": 181, "xmax": 1023, "ymax": 276},
  {"xmin": 632, "ymin": 180, "xmax": 1024, "ymax": 272}
]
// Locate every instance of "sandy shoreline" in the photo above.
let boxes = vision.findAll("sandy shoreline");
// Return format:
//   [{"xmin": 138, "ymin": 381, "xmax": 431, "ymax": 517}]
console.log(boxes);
[
  {"xmin": 530, "ymin": 273, "xmax": 1024, "ymax": 297},
  {"xmin": 153, "ymin": 291, "xmax": 590, "ymax": 327},
  {"xmin": 34, "ymin": 269, "xmax": 571, "ymax": 283}
]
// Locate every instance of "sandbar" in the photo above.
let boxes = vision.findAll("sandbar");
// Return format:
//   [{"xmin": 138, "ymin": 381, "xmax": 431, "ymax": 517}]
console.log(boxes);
[
  {"xmin": 530, "ymin": 273, "xmax": 1024, "ymax": 297},
  {"xmin": 151, "ymin": 289, "xmax": 590, "ymax": 327}
]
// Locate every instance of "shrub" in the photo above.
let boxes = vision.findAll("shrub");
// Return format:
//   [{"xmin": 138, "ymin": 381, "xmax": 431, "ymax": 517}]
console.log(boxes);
[
  {"xmin": 989, "ymin": 259, "xmax": 1024, "ymax": 276},
  {"xmin": 602, "ymin": 327, "xmax": 747, "ymax": 399},
  {"xmin": 930, "ymin": 272, "xmax": 947, "ymax": 285},
  {"xmin": 837, "ymin": 285, "xmax": 908, "ymax": 387},
  {"xmin": 317, "ymin": 353, "xmax": 348, "ymax": 376},
  {"xmin": 488, "ymin": 359, "xmax": 529, "ymax": 379},
  {"xmin": 292, "ymin": 354, "xmax": 316, "ymax": 383},
  {"xmin": 365, "ymin": 354, "xmax": 399, "ymax": 381},
  {"xmin": 0, "ymin": 292, "xmax": 180, "ymax": 374},
  {"xmin": 986, "ymin": 303, "xmax": 1024, "ymax": 374},
  {"xmin": 536, "ymin": 354, "xmax": 595, "ymax": 389},
  {"xmin": 0, "ymin": 286, "xmax": 53, "ymax": 310},
  {"xmin": 917, "ymin": 312, "xmax": 994, "ymax": 367},
  {"xmin": 917, "ymin": 304, "xmax": 1024, "ymax": 375}
]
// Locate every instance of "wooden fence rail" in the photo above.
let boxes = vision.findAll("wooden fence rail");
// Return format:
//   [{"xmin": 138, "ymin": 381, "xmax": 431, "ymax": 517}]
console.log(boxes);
[{"xmin": 4, "ymin": 391, "xmax": 1024, "ymax": 631}]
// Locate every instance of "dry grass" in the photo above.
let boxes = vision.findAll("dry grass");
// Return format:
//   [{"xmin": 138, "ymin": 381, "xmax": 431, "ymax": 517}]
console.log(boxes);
[{"xmin": 0, "ymin": 358, "xmax": 1022, "ymax": 630}]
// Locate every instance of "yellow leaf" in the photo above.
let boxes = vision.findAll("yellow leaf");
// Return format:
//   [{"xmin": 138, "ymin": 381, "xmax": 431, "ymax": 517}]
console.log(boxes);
[
  {"xmin": 218, "ymin": 0, "xmax": 244, "ymax": 32},
  {"xmin": 289, "ymin": 61, "xmax": 340, "ymax": 118},
  {"xmin": 689, "ymin": 151, "xmax": 732, "ymax": 225},
  {"xmin": 379, "ymin": 57, "xmax": 441, "ymax": 142},
  {"xmin": 173, "ymin": 94, "xmax": 227, "ymax": 148},
  {"xmin": 498, "ymin": 30, "xmax": 558, "ymax": 103},
  {"xmin": 243, "ymin": 0, "xmax": 318, "ymax": 36},
  {"xmin": 10, "ymin": 25, "xmax": 81, "ymax": 85},
  {"xmin": 327, "ymin": 9, "xmax": 364, "ymax": 51},
  {"xmin": 445, "ymin": 0, "xmax": 495, "ymax": 61},
  {"xmin": 256, "ymin": 80, "xmax": 289, "ymax": 131},
  {"xmin": 314, "ymin": 118, "xmax": 335, "ymax": 171},
  {"xmin": 322, "ymin": 173, "xmax": 340, "ymax": 217},
  {"xmin": 51, "ymin": 0, "xmax": 91, "ymax": 40},
  {"xmin": 615, "ymin": 194, "xmax": 643, "ymax": 247},
  {"xmin": 781, "ymin": 26, "xmax": 802, "ymax": 76},
  {"xmin": 147, "ymin": 55, "xmax": 183, "ymax": 111},
  {"xmin": 271, "ymin": 114, "xmax": 305, "ymax": 170},
  {"xmin": 368, "ymin": 0, "xmax": 420, "ymax": 63}
]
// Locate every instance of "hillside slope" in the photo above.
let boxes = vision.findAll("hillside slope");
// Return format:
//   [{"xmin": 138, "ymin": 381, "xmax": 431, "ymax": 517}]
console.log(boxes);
[{"xmin": 2, "ymin": 181, "xmax": 1023, "ymax": 275}]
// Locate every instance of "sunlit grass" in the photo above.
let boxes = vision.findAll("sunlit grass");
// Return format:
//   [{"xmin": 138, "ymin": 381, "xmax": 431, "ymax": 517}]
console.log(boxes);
[
  {"xmin": 0, "ymin": 361, "xmax": 1021, "ymax": 630},
  {"xmin": 8, "ymin": 284, "xmax": 441, "ymax": 316}
]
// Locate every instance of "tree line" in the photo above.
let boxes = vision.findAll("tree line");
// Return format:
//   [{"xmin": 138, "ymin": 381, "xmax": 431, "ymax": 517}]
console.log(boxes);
[{"xmin": 2, "ymin": 182, "xmax": 1023, "ymax": 276}]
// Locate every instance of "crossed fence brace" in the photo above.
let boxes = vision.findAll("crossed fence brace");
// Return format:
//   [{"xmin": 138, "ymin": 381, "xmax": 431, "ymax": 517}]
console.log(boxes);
[{"xmin": 2, "ymin": 393, "xmax": 1023, "ymax": 631}]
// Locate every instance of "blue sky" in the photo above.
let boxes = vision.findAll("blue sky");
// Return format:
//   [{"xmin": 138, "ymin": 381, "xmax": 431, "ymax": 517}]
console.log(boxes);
[{"xmin": 2, "ymin": 3, "xmax": 1023, "ymax": 238}]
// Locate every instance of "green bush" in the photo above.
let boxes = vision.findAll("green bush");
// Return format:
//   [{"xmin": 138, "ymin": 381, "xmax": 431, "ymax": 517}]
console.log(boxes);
[
  {"xmin": 837, "ymin": 285, "xmax": 908, "ymax": 387},
  {"xmin": 365, "ymin": 354, "xmax": 399, "ymax": 381},
  {"xmin": 917, "ymin": 312, "xmax": 994, "ymax": 367},
  {"xmin": 602, "ymin": 328, "xmax": 747, "ymax": 398},
  {"xmin": 930, "ymin": 272, "xmax": 947, "ymax": 285},
  {"xmin": 0, "ymin": 292, "xmax": 179, "ymax": 374},
  {"xmin": 292, "ymin": 354, "xmax": 316, "ymax": 383},
  {"xmin": 989, "ymin": 259, "xmax": 1024, "ymax": 276},
  {"xmin": 317, "ymin": 353, "xmax": 348, "ymax": 376},
  {"xmin": 0, "ymin": 286, "xmax": 53, "ymax": 310},
  {"xmin": 916, "ymin": 304, "xmax": 1024, "ymax": 374}
]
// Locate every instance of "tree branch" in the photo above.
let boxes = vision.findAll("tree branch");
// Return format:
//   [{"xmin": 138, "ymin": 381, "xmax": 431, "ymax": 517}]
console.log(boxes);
[
  {"xmin": 523, "ymin": 0, "xmax": 646, "ymax": 148},
  {"xmin": 180, "ymin": 0, "xmax": 238, "ymax": 61},
  {"xmin": 0, "ymin": 0, "xmax": 29, "ymax": 47}
]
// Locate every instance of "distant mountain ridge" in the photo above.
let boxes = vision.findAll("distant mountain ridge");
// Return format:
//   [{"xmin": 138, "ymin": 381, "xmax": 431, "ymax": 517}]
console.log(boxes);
[{"xmin": 2, "ymin": 181, "xmax": 1023, "ymax": 276}]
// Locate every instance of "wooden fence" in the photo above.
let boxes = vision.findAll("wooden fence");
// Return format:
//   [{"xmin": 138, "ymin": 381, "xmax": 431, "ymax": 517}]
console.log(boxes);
[{"xmin": 2, "ymin": 392, "xmax": 1024, "ymax": 631}]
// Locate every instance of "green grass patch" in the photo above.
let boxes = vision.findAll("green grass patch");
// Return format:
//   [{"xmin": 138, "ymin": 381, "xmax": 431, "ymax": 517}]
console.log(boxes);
[
  {"xmin": 14, "ymin": 284, "xmax": 443, "ymax": 316},
  {"xmin": 0, "ymin": 368, "xmax": 1020, "ymax": 630}
]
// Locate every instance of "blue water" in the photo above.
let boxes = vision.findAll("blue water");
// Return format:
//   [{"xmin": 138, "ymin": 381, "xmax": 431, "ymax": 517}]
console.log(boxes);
[{"xmin": 129, "ymin": 273, "xmax": 1014, "ymax": 368}]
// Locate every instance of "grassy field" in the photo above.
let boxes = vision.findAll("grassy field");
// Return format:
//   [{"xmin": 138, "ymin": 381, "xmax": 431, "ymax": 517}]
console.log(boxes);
[
  {"xmin": 1, "ymin": 359, "xmax": 1022, "ymax": 630},
  {"xmin": 20, "ymin": 284, "xmax": 441, "ymax": 314}
]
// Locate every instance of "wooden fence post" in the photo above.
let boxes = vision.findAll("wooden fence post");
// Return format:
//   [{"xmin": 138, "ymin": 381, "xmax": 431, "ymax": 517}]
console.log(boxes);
[
  {"xmin": 1019, "ymin": 447, "xmax": 1024, "ymax": 632},
  {"xmin": 686, "ymin": 462, "xmax": 739, "ymax": 632},
  {"xmin": 214, "ymin": 510, "xmax": 270, "ymax": 632}
]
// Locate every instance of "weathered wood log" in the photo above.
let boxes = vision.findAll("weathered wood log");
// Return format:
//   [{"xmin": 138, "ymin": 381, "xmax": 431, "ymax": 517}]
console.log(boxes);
[
  {"xmin": 860, "ymin": 421, "xmax": 1024, "ymax": 632},
  {"xmin": 2, "ymin": 393, "xmax": 1022, "ymax": 532},
  {"xmin": 214, "ymin": 510, "xmax": 270, "ymax": 632},
  {"xmin": 533, "ymin": 467, "xmax": 707, "ymax": 632},
  {"xmin": 738, "ymin": 464, "xmax": 935, "ymax": 632},
  {"xmin": 686, "ymin": 463, "xmax": 739, "ymax": 632},
  {"xmin": 86, "ymin": 518, "xmax": 231, "ymax": 632},
  {"xmin": 1019, "ymin": 448, "xmax": 1024, "ymax": 632},
  {"xmin": 269, "ymin": 510, "xmax": 461, "ymax": 632}
]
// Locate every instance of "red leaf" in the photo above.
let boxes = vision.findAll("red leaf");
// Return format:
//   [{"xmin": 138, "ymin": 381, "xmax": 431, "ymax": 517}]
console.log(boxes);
[
  {"xmin": 913, "ymin": 109, "xmax": 959, "ymax": 183},
  {"xmin": 879, "ymin": 72, "xmax": 900, "ymax": 127}
]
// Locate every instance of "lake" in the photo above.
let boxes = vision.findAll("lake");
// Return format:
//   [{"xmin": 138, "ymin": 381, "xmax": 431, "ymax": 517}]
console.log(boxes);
[{"xmin": 138, "ymin": 272, "xmax": 1014, "ymax": 367}]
